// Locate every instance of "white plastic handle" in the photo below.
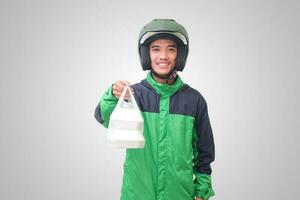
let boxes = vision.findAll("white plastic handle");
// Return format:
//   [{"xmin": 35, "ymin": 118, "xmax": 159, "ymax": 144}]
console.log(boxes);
[{"xmin": 116, "ymin": 86, "xmax": 138, "ymax": 108}]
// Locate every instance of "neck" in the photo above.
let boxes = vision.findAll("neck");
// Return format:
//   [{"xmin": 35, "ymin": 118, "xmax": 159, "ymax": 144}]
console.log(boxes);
[{"xmin": 151, "ymin": 72, "xmax": 177, "ymax": 85}]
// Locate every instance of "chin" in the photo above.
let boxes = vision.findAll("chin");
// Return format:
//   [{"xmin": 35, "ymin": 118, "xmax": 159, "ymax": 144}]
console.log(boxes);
[
  {"xmin": 157, "ymin": 71, "xmax": 170, "ymax": 76},
  {"xmin": 155, "ymin": 68, "xmax": 171, "ymax": 74}
]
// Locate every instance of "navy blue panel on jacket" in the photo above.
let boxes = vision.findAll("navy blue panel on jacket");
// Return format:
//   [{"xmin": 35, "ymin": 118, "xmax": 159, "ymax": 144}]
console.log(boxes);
[
  {"xmin": 194, "ymin": 99, "xmax": 215, "ymax": 175},
  {"xmin": 169, "ymin": 85, "xmax": 202, "ymax": 117},
  {"xmin": 131, "ymin": 81, "xmax": 160, "ymax": 113},
  {"xmin": 94, "ymin": 104, "xmax": 104, "ymax": 124},
  {"xmin": 170, "ymin": 84, "xmax": 214, "ymax": 175}
]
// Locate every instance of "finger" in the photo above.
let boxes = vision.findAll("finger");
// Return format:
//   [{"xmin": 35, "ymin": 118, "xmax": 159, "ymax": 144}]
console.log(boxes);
[
  {"xmin": 114, "ymin": 82, "xmax": 127, "ymax": 95},
  {"xmin": 112, "ymin": 85, "xmax": 120, "ymax": 97},
  {"xmin": 115, "ymin": 90, "xmax": 130, "ymax": 99},
  {"xmin": 120, "ymin": 81, "xmax": 130, "ymax": 87},
  {"xmin": 112, "ymin": 82, "xmax": 120, "ymax": 93},
  {"xmin": 119, "ymin": 82, "xmax": 130, "ymax": 92},
  {"xmin": 114, "ymin": 91, "xmax": 122, "ymax": 98},
  {"xmin": 113, "ymin": 81, "xmax": 131, "ymax": 98},
  {"xmin": 113, "ymin": 89, "xmax": 124, "ymax": 98},
  {"xmin": 114, "ymin": 81, "xmax": 124, "ymax": 91},
  {"xmin": 122, "ymin": 86, "xmax": 133, "ymax": 94}
]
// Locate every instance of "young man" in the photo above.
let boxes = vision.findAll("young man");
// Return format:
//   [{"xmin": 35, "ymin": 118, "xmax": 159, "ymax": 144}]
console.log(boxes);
[{"xmin": 95, "ymin": 19, "xmax": 215, "ymax": 200}]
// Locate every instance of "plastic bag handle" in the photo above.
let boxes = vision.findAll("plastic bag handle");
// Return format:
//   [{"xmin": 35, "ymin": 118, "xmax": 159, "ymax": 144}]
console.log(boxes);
[{"xmin": 116, "ymin": 86, "xmax": 138, "ymax": 108}]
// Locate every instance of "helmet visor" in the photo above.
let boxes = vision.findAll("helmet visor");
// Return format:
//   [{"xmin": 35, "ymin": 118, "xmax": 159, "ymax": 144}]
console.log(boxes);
[{"xmin": 140, "ymin": 31, "xmax": 188, "ymax": 45}]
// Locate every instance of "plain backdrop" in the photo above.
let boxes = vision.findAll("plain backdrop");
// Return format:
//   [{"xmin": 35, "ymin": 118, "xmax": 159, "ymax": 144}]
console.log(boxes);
[{"xmin": 0, "ymin": 0, "xmax": 299, "ymax": 200}]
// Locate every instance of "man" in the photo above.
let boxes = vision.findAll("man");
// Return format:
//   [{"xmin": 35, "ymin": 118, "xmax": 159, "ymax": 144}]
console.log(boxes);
[{"xmin": 95, "ymin": 19, "xmax": 215, "ymax": 200}]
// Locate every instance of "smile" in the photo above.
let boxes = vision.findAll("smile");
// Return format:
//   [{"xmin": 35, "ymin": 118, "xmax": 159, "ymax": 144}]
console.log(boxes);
[{"xmin": 157, "ymin": 63, "xmax": 169, "ymax": 67}]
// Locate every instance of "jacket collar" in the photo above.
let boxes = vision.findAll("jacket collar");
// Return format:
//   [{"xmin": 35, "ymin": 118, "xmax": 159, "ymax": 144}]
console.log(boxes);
[{"xmin": 143, "ymin": 72, "xmax": 184, "ymax": 96}]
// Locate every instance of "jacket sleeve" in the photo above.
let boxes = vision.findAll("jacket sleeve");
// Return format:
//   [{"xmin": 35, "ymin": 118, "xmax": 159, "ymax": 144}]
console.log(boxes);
[
  {"xmin": 192, "ymin": 100, "xmax": 215, "ymax": 200},
  {"xmin": 94, "ymin": 85, "xmax": 118, "ymax": 128}
]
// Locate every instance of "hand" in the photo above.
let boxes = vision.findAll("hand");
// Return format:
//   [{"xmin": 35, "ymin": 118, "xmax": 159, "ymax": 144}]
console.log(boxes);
[
  {"xmin": 112, "ymin": 80, "xmax": 133, "ymax": 100},
  {"xmin": 194, "ymin": 198, "xmax": 204, "ymax": 200}
]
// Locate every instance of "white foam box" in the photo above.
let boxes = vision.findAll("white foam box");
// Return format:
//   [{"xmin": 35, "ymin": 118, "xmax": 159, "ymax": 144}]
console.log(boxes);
[{"xmin": 107, "ymin": 129, "xmax": 145, "ymax": 149}]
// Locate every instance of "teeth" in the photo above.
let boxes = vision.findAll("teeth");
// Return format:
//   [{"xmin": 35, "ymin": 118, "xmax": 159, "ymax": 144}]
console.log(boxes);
[{"xmin": 158, "ymin": 63, "xmax": 168, "ymax": 66}]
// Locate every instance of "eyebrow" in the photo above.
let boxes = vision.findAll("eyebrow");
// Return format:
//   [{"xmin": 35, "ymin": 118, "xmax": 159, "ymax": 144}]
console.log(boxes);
[{"xmin": 150, "ymin": 44, "xmax": 177, "ymax": 48}]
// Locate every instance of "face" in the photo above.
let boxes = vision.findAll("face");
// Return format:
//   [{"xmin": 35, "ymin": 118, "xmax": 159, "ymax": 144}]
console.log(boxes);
[{"xmin": 149, "ymin": 39, "xmax": 177, "ymax": 76}]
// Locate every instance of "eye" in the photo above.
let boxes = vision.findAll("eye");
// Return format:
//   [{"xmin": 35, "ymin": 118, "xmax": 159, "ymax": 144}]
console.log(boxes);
[
  {"xmin": 168, "ymin": 48, "xmax": 177, "ymax": 52},
  {"xmin": 151, "ymin": 48, "xmax": 159, "ymax": 52}
]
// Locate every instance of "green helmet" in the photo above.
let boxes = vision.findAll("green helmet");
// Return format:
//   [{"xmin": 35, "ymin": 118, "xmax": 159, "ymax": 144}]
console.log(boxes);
[{"xmin": 138, "ymin": 19, "xmax": 189, "ymax": 71}]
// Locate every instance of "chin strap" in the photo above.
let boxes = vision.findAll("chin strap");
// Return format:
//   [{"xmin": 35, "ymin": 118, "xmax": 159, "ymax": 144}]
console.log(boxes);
[{"xmin": 151, "ymin": 69, "xmax": 178, "ymax": 84}]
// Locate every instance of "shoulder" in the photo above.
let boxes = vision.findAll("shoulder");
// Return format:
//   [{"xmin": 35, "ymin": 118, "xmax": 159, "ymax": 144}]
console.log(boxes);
[
  {"xmin": 177, "ymin": 84, "xmax": 207, "ymax": 106},
  {"xmin": 169, "ymin": 84, "xmax": 207, "ymax": 117}
]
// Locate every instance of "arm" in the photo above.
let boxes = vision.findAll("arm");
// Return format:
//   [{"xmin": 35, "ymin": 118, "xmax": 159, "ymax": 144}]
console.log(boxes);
[
  {"xmin": 192, "ymin": 101, "xmax": 215, "ymax": 200},
  {"xmin": 94, "ymin": 85, "xmax": 118, "ymax": 128},
  {"xmin": 94, "ymin": 81, "xmax": 131, "ymax": 128}
]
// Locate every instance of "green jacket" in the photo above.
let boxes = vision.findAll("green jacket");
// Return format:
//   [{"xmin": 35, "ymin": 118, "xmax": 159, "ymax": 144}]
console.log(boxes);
[{"xmin": 95, "ymin": 73, "xmax": 215, "ymax": 200}]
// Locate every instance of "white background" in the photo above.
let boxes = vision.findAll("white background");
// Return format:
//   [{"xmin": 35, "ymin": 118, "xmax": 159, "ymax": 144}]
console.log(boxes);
[{"xmin": 0, "ymin": 0, "xmax": 299, "ymax": 199}]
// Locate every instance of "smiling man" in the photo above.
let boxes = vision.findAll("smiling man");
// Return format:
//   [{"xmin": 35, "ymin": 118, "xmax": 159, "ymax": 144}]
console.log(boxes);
[
  {"xmin": 149, "ymin": 39, "xmax": 177, "ymax": 83},
  {"xmin": 95, "ymin": 19, "xmax": 215, "ymax": 200}
]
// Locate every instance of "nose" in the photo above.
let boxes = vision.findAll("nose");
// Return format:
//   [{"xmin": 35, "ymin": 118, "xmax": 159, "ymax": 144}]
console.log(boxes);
[{"xmin": 159, "ymin": 50, "xmax": 168, "ymax": 60}]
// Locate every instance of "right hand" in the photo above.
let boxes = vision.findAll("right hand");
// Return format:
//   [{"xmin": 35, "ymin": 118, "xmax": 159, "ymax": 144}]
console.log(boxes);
[{"xmin": 112, "ymin": 80, "xmax": 133, "ymax": 100}]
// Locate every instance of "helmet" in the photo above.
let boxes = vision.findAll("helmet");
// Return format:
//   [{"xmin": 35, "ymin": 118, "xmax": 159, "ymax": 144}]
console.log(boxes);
[{"xmin": 138, "ymin": 19, "xmax": 189, "ymax": 71}]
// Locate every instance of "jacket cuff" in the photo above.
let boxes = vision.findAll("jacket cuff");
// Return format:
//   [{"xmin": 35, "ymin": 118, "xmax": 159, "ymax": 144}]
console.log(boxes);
[
  {"xmin": 99, "ymin": 85, "xmax": 118, "ymax": 128},
  {"xmin": 194, "ymin": 173, "xmax": 215, "ymax": 200}
]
